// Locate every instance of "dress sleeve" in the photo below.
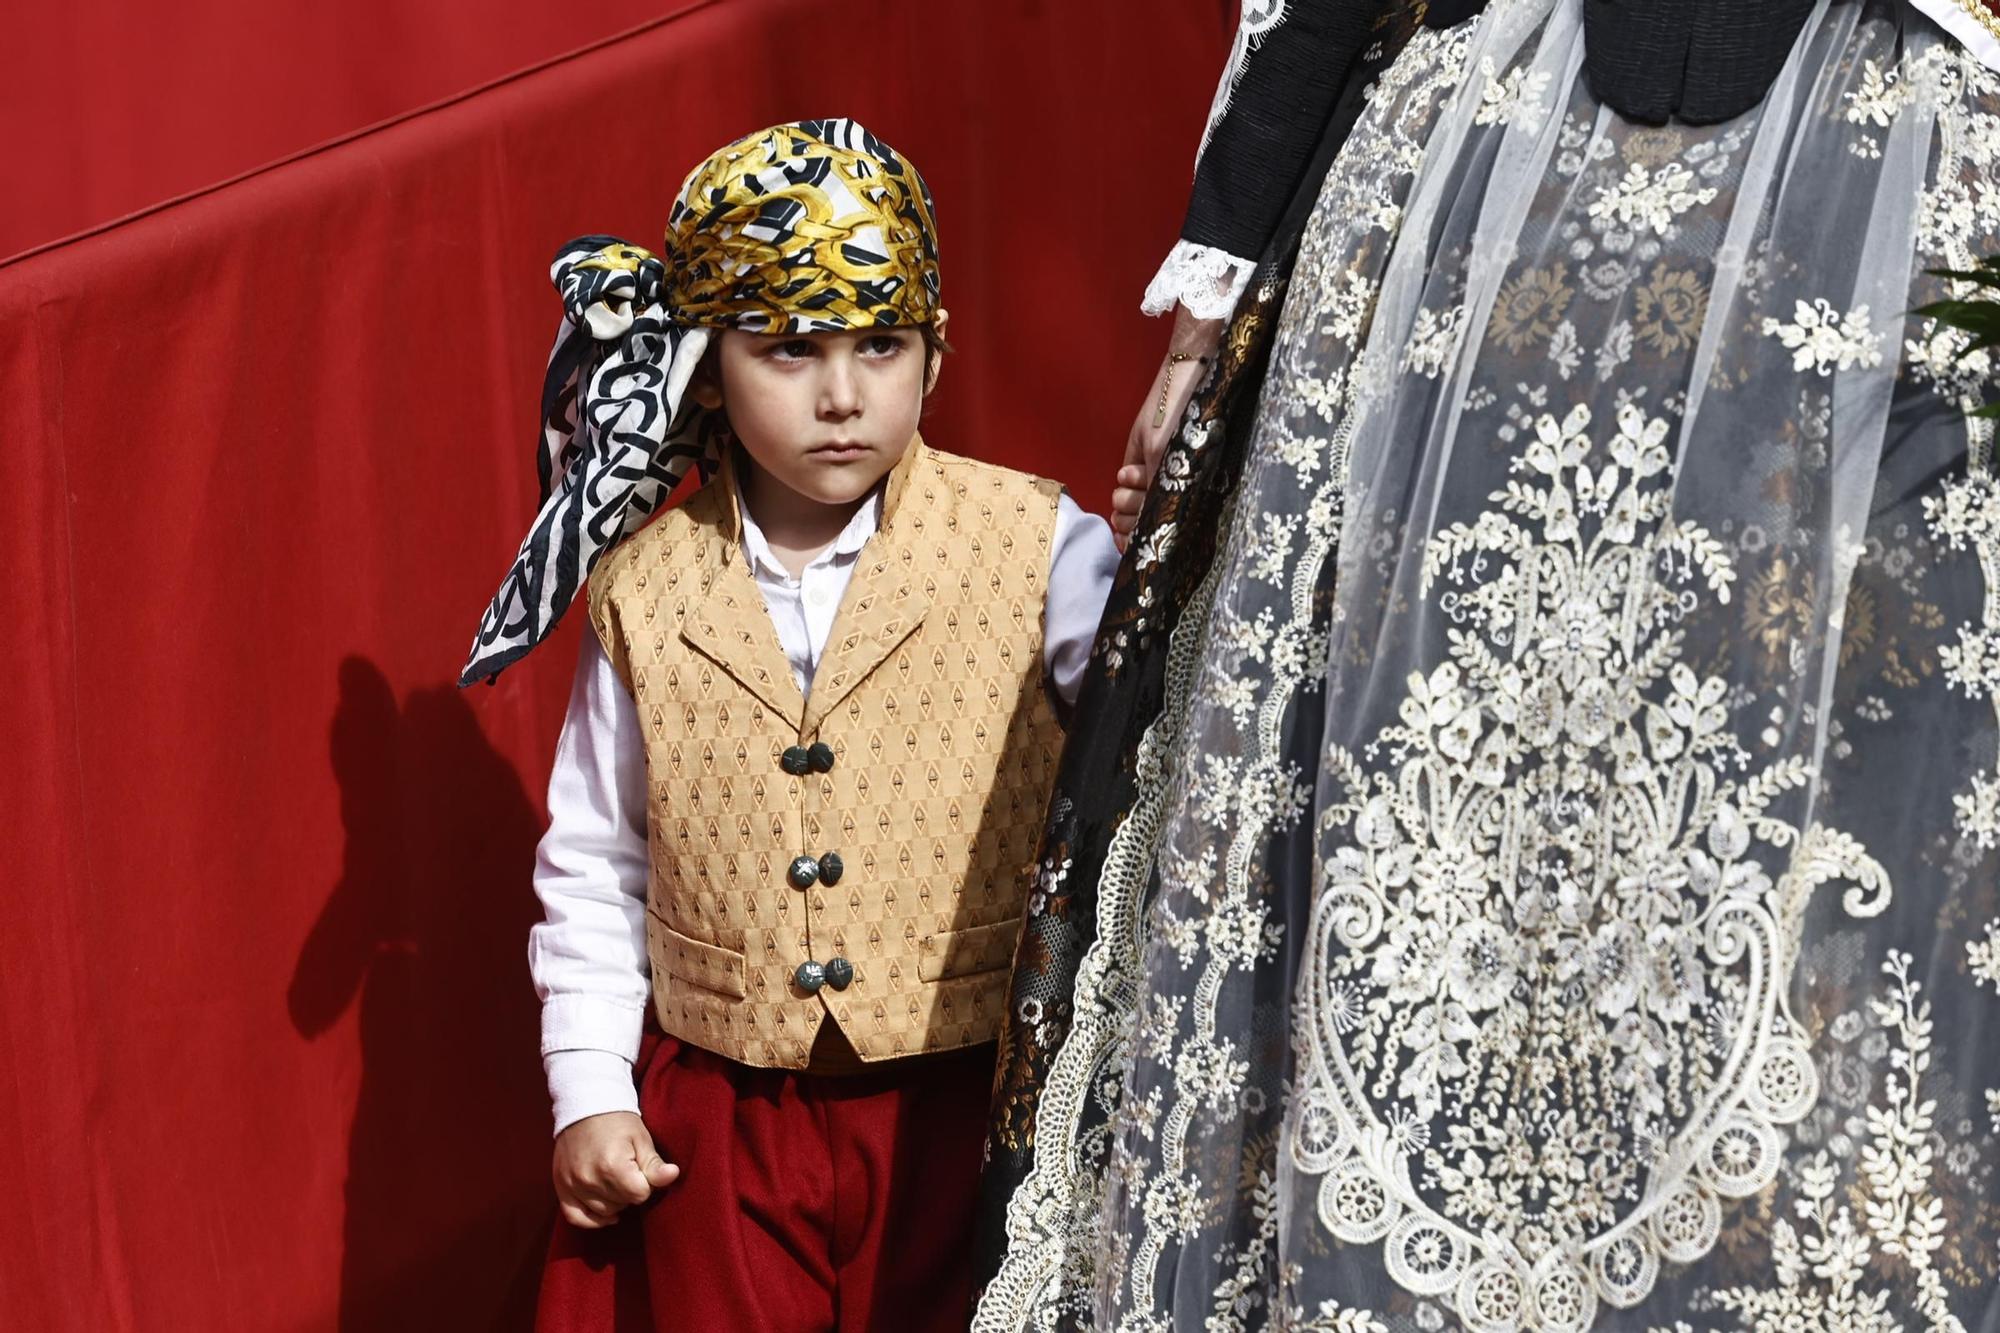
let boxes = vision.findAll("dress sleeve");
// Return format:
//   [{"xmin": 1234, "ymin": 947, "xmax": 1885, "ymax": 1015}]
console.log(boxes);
[{"xmin": 1144, "ymin": 0, "xmax": 1392, "ymax": 319}]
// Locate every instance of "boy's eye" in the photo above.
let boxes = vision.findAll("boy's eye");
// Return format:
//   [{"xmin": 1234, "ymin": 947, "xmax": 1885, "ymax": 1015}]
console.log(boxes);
[
  {"xmin": 861, "ymin": 334, "xmax": 905, "ymax": 357},
  {"xmin": 769, "ymin": 339, "xmax": 816, "ymax": 360}
]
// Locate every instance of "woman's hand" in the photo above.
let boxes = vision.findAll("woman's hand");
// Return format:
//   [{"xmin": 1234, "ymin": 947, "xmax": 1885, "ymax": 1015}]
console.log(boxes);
[
  {"xmin": 552, "ymin": 1110, "xmax": 679, "ymax": 1229},
  {"xmin": 1112, "ymin": 305, "xmax": 1227, "ymax": 552}
]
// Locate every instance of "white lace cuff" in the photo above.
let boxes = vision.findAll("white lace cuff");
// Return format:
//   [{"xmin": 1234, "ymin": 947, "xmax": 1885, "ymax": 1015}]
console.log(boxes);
[{"xmin": 1142, "ymin": 241, "xmax": 1258, "ymax": 320}]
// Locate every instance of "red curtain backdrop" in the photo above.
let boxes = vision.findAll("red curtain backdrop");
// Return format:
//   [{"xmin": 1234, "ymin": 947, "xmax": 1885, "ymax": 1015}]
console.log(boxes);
[
  {"xmin": 0, "ymin": 2, "xmax": 1226, "ymax": 1329},
  {"xmin": 0, "ymin": 0, "xmax": 699, "ymax": 260}
]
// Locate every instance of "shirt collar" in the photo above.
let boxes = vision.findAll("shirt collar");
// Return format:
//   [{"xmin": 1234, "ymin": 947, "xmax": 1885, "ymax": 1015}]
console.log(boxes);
[{"xmin": 737, "ymin": 487, "xmax": 883, "ymax": 583}]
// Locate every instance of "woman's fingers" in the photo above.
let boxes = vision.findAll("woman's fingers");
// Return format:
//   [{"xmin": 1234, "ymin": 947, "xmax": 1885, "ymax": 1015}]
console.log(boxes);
[{"xmin": 1113, "ymin": 320, "xmax": 1226, "ymax": 550}]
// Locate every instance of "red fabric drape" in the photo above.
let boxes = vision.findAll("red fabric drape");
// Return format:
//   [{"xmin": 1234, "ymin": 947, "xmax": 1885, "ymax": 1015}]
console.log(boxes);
[
  {"xmin": 0, "ymin": 2, "xmax": 1227, "ymax": 1328},
  {"xmin": 0, "ymin": 0, "xmax": 705, "ymax": 260}
]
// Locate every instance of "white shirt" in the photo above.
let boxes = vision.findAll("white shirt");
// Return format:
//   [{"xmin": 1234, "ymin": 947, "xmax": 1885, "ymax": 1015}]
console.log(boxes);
[{"xmin": 532, "ymin": 490, "xmax": 1120, "ymax": 1133}]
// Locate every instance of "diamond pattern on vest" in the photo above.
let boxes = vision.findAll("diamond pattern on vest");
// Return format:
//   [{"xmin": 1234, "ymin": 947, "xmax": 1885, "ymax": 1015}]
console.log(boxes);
[{"xmin": 589, "ymin": 440, "xmax": 1066, "ymax": 1069}]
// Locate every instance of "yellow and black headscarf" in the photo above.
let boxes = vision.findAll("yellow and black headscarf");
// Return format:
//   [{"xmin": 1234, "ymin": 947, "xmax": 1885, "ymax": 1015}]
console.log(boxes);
[{"xmin": 461, "ymin": 119, "xmax": 940, "ymax": 685}]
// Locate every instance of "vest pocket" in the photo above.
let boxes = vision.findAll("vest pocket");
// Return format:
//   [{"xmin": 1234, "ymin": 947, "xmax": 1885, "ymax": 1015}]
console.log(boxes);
[
  {"xmin": 646, "ymin": 912, "xmax": 748, "ymax": 1000},
  {"xmin": 916, "ymin": 917, "xmax": 1023, "ymax": 983}
]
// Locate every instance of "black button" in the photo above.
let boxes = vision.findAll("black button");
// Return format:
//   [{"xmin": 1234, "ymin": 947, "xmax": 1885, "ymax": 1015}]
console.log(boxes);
[
  {"xmin": 807, "ymin": 742, "xmax": 836, "ymax": 773},
  {"xmin": 794, "ymin": 960, "xmax": 827, "ymax": 994},
  {"xmin": 824, "ymin": 957, "xmax": 854, "ymax": 991},
  {"xmin": 780, "ymin": 746, "xmax": 812, "ymax": 776},
  {"xmin": 819, "ymin": 852, "xmax": 844, "ymax": 886},
  {"xmin": 788, "ymin": 856, "xmax": 820, "ymax": 890}
]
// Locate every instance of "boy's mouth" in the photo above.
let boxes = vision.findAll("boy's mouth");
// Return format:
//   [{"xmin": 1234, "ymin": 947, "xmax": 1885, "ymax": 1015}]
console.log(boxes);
[{"xmin": 810, "ymin": 441, "xmax": 870, "ymax": 459}]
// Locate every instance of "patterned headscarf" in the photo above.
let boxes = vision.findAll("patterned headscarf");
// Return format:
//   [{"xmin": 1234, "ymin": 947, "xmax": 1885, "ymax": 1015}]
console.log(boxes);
[{"xmin": 460, "ymin": 119, "xmax": 941, "ymax": 686}]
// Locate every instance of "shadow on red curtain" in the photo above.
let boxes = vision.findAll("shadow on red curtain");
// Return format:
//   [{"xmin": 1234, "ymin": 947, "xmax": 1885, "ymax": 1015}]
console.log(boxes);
[{"xmin": 289, "ymin": 660, "xmax": 548, "ymax": 1329}]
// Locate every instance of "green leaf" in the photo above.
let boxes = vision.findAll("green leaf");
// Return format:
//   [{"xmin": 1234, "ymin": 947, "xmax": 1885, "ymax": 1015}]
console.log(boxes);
[
  {"xmin": 1916, "ymin": 298, "xmax": 2000, "ymax": 326},
  {"xmin": 1920, "ymin": 256, "xmax": 2000, "ymax": 424},
  {"xmin": 1928, "ymin": 257, "xmax": 2000, "ymax": 289},
  {"xmin": 1915, "ymin": 304, "xmax": 2000, "ymax": 353}
]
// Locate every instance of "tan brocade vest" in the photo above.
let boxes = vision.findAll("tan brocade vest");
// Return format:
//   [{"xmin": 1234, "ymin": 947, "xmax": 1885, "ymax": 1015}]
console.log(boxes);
[{"xmin": 587, "ymin": 438, "xmax": 1066, "ymax": 1069}]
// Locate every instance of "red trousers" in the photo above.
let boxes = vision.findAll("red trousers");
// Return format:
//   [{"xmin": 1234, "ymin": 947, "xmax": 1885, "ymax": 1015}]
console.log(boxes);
[{"xmin": 535, "ymin": 1031, "xmax": 995, "ymax": 1333}]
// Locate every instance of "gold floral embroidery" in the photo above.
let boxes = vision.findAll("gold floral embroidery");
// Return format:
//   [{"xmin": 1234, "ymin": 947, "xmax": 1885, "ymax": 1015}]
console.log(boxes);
[
  {"xmin": 1632, "ymin": 264, "xmax": 1709, "ymax": 356},
  {"xmin": 1743, "ymin": 555, "xmax": 1818, "ymax": 676},
  {"xmin": 1487, "ymin": 264, "xmax": 1574, "ymax": 353},
  {"xmin": 1623, "ymin": 126, "xmax": 1687, "ymax": 168},
  {"xmin": 1840, "ymin": 580, "xmax": 1880, "ymax": 669}
]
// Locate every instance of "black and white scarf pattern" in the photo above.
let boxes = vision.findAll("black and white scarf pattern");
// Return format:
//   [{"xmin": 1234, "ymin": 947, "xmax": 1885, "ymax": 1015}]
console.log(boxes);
[{"xmin": 459, "ymin": 239, "xmax": 721, "ymax": 685}]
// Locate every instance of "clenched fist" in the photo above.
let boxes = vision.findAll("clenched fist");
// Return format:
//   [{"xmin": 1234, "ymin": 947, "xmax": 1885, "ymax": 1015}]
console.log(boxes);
[{"xmin": 552, "ymin": 1111, "xmax": 680, "ymax": 1229}]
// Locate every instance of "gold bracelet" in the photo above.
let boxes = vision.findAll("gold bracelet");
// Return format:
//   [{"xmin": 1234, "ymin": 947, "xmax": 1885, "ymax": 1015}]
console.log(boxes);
[{"xmin": 1154, "ymin": 352, "xmax": 1211, "ymax": 429}]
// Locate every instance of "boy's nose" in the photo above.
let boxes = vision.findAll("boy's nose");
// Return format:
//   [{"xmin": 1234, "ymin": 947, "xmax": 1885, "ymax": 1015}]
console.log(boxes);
[{"xmin": 819, "ymin": 358, "xmax": 862, "ymax": 419}]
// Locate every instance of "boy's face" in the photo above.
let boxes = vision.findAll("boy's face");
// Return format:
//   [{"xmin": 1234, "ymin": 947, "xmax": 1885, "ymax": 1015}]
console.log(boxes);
[{"xmin": 697, "ymin": 317, "xmax": 945, "ymax": 509}]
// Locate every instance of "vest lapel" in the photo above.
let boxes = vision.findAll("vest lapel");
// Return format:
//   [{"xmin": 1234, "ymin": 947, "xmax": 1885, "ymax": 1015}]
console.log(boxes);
[
  {"xmin": 801, "ymin": 438, "xmax": 937, "ymax": 738},
  {"xmin": 676, "ymin": 466, "xmax": 808, "ymax": 731}
]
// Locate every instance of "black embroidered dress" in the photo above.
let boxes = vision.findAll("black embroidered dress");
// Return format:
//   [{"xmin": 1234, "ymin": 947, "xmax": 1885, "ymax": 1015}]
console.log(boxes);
[{"xmin": 974, "ymin": 3, "xmax": 2000, "ymax": 1330}]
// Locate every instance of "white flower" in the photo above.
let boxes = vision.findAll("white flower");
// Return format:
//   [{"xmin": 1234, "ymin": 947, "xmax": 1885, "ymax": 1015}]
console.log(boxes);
[
  {"xmin": 1403, "ymin": 303, "xmax": 1467, "ymax": 379},
  {"xmin": 1174, "ymin": 1038, "xmax": 1249, "ymax": 1111},
  {"xmin": 1964, "ymin": 773, "xmax": 2000, "ymax": 851},
  {"xmin": 1845, "ymin": 59, "xmax": 1910, "ymax": 129},
  {"xmin": 1576, "ymin": 920, "xmax": 1642, "ymax": 1018},
  {"xmin": 1540, "ymin": 591, "xmax": 1615, "ymax": 687},
  {"xmin": 1589, "ymin": 162, "xmax": 1719, "ymax": 235},
  {"xmin": 1474, "ymin": 59, "xmax": 1553, "ymax": 130},
  {"xmin": 1445, "ymin": 918, "xmax": 1520, "ymax": 1012},
  {"xmin": 1133, "ymin": 521, "xmax": 1177, "ymax": 571},
  {"xmin": 1760, "ymin": 299, "xmax": 1885, "ymax": 376},
  {"xmin": 1327, "ymin": 980, "xmax": 1368, "ymax": 1034},
  {"xmin": 1203, "ymin": 675, "xmax": 1261, "ymax": 728},
  {"xmin": 1207, "ymin": 898, "xmax": 1271, "ymax": 968},
  {"xmin": 1642, "ymin": 924, "xmax": 1707, "ymax": 1024},
  {"xmin": 1968, "ymin": 918, "xmax": 2000, "ymax": 991},
  {"xmin": 1566, "ymin": 676, "xmax": 1624, "ymax": 747}
]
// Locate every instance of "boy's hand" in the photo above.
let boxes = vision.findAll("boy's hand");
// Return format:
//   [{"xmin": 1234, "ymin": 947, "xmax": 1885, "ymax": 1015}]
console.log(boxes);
[
  {"xmin": 552, "ymin": 1111, "xmax": 679, "ymax": 1229},
  {"xmin": 1111, "ymin": 460, "xmax": 1152, "ymax": 552}
]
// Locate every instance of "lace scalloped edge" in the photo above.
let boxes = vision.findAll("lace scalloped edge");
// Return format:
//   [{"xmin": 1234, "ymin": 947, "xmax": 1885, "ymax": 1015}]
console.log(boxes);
[{"xmin": 1141, "ymin": 241, "xmax": 1258, "ymax": 320}]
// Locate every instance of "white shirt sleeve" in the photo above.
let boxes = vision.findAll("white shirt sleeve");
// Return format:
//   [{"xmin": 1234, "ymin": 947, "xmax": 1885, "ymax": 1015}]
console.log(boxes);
[
  {"xmin": 1044, "ymin": 494, "xmax": 1121, "ymax": 710},
  {"xmin": 531, "ymin": 631, "xmax": 652, "ymax": 1135}
]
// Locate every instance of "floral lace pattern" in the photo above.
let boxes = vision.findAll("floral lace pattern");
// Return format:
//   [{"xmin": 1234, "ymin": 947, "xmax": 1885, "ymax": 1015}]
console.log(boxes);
[
  {"xmin": 980, "ymin": 4, "xmax": 2000, "ymax": 1330},
  {"xmin": 975, "ymin": 22, "xmax": 1476, "ymax": 1330},
  {"xmin": 1299, "ymin": 397, "xmax": 1888, "ymax": 1326}
]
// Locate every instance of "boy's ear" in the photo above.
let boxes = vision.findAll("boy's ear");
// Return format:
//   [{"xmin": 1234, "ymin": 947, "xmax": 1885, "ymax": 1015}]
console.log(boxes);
[
  {"xmin": 691, "ymin": 336, "xmax": 724, "ymax": 410},
  {"xmin": 924, "ymin": 308, "xmax": 950, "ymax": 396}
]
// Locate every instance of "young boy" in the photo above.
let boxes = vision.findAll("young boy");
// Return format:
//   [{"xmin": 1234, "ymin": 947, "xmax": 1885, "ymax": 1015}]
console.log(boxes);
[{"xmin": 461, "ymin": 121, "xmax": 1128, "ymax": 1330}]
